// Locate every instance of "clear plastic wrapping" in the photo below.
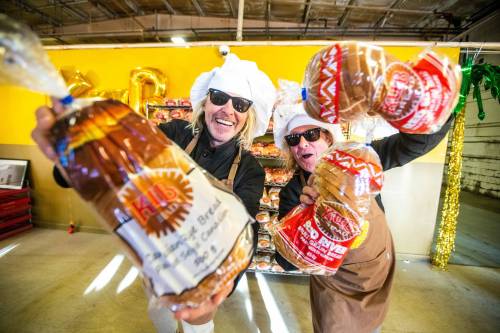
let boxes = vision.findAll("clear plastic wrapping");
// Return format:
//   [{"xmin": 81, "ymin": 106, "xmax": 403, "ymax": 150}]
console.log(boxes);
[
  {"xmin": 299, "ymin": 42, "xmax": 461, "ymax": 134},
  {"xmin": 0, "ymin": 15, "xmax": 254, "ymax": 309},
  {"xmin": 0, "ymin": 14, "xmax": 68, "ymax": 98},
  {"xmin": 271, "ymin": 142, "xmax": 383, "ymax": 275}
]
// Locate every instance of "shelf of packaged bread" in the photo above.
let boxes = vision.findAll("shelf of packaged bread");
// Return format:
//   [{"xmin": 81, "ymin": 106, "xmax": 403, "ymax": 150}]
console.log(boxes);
[
  {"xmin": 264, "ymin": 181, "xmax": 287, "ymax": 187},
  {"xmin": 146, "ymin": 100, "xmax": 193, "ymax": 123},
  {"xmin": 148, "ymin": 105, "xmax": 192, "ymax": 110},
  {"xmin": 254, "ymin": 155, "xmax": 286, "ymax": 162},
  {"xmin": 259, "ymin": 205, "xmax": 279, "ymax": 213},
  {"xmin": 257, "ymin": 228, "xmax": 271, "ymax": 236},
  {"xmin": 255, "ymin": 247, "xmax": 276, "ymax": 255}
]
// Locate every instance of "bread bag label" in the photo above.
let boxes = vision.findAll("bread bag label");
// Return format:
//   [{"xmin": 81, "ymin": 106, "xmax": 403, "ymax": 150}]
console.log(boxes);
[
  {"xmin": 390, "ymin": 51, "xmax": 453, "ymax": 132},
  {"xmin": 277, "ymin": 204, "xmax": 356, "ymax": 273},
  {"xmin": 381, "ymin": 62, "xmax": 423, "ymax": 121},
  {"xmin": 114, "ymin": 167, "xmax": 249, "ymax": 296}
]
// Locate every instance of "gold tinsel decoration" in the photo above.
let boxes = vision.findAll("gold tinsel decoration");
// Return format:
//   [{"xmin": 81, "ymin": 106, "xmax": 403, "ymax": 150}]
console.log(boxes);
[{"xmin": 432, "ymin": 109, "xmax": 466, "ymax": 269}]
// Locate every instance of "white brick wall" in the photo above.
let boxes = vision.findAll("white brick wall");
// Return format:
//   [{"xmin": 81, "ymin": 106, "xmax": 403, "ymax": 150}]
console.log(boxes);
[{"xmin": 444, "ymin": 81, "xmax": 500, "ymax": 199}]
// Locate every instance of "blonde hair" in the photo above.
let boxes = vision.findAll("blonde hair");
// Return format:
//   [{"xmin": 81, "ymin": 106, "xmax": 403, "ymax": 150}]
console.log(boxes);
[{"xmin": 189, "ymin": 96, "xmax": 257, "ymax": 150}]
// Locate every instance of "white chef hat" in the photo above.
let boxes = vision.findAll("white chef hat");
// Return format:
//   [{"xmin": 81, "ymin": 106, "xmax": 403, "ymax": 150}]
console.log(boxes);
[
  {"xmin": 273, "ymin": 103, "xmax": 345, "ymax": 150},
  {"xmin": 190, "ymin": 53, "xmax": 276, "ymax": 139}
]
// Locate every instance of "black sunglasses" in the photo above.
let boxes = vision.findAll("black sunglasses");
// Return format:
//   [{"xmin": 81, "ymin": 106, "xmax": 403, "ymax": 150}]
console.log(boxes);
[
  {"xmin": 208, "ymin": 88, "xmax": 253, "ymax": 113},
  {"xmin": 285, "ymin": 128, "xmax": 326, "ymax": 147}
]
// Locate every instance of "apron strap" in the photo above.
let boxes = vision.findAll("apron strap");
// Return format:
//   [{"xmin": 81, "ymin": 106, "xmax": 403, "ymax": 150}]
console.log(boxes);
[
  {"xmin": 185, "ymin": 129, "xmax": 241, "ymax": 192},
  {"xmin": 224, "ymin": 146, "xmax": 242, "ymax": 192},
  {"xmin": 185, "ymin": 131, "xmax": 200, "ymax": 155},
  {"xmin": 299, "ymin": 169, "xmax": 307, "ymax": 187}
]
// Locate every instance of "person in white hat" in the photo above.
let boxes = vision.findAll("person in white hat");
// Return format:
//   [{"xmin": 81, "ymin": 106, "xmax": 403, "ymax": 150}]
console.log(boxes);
[
  {"xmin": 150, "ymin": 53, "xmax": 276, "ymax": 333},
  {"xmin": 31, "ymin": 53, "xmax": 276, "ymax": 333},
  {"xmin": 273, "ymin": 103, "xmax": 453, "ymax": 333},
  {"xmin": 273, "ymin": 103, "xmax": 345, "ymax": 176}
]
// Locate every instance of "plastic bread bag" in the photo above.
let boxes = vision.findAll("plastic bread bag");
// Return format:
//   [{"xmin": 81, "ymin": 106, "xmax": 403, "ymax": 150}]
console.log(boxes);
[
  {"xmin": 270, "ymin": 142, "xmax": 383, "ymax": 275},
  {"xmin": 0, "ymin": 14, "xmax": 254, "ymax": 309},
  {"xmin": 279, "ymin": 42, "xmax": 461, "ymax": 134}
]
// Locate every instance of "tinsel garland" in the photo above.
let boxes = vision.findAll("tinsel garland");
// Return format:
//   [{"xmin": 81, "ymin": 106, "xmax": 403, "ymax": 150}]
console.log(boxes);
[
  {"xmin": 432, "ymin": 57, "xmax": 500, "ymax": 269},
  {"xmin": 432, "ymin": 108, "xmax": 465, "ymax": 269}
]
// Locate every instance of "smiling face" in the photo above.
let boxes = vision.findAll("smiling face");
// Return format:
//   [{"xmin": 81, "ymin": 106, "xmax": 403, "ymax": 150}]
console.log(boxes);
[
  {"xmin": 289, "ymin": 125, "xmax": 332, "ymax": 173},
  {"xmin": 204, "ymin": 91, "xmax": 249, "ymax": 147}
]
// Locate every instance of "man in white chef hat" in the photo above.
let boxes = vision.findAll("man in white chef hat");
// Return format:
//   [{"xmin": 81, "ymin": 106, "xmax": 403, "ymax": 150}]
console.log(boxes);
[{"xmin": 148, "ymin": 52, "xmax": 276, "ymax": 333}]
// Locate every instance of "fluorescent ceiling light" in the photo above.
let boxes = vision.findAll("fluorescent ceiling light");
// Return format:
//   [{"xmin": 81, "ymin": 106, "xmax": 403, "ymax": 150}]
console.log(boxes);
[{"xmin": 171, "ymin": 37, "xmax": 186, "ymax": 44}]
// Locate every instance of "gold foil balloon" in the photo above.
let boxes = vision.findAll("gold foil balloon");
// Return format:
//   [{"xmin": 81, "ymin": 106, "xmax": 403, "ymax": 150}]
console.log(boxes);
[
  {"xmin": 129, "ymin": 67, "xmax": 167, "ymax": 116},
  {"xmin": 85, "ymin": 88, "xmax": 105, "ymax": 98},
  {"xmin": 102, "ymin": 89, "xmax": 129, "ymax": 104},
  {"xmin": 61, "ymin": 70, "xmax": 93, "ymax": 97}
]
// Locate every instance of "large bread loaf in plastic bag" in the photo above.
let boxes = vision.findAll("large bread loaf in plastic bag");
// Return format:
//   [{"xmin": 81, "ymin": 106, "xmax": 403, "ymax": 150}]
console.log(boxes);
[
  {"xmin": 271, "ymin": 142, "xmax": 383, "ymax": 275},
  {"xmin": 302, "ymin": 42, "xmax": 461, "ymax": 134},
  {"xmin": 51, "ymin": 99, "xmax": 254, "ymax": 308}
]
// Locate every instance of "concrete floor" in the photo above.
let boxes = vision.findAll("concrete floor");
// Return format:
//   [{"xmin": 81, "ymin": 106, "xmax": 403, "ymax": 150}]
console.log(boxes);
[
  {"xmin": 1, "ymin": 227, "xmax": 499, "ymax": 333},
  {"xmin": 446, "ymin": 191, "xmax": 500, "ymax": 267}
]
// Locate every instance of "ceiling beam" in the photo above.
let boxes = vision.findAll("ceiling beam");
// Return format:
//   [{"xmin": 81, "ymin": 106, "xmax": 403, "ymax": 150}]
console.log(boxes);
[
  {"xmin": 160, "ymin": 0, "xmax": 177, "ymax": 15},
  {"xmin": 374, "ymin": 0, "xmax": 406, "ymax": 28},
  {"xmin": 123, "ymin": 0, "xmax": 143, "ymax": 15},
  {"xmin": 450, "ymin": 8, "xmax": 500, "ymax": 41},
  {"xmin": 37, "ymin": 1, "xmax": 88, "ymax": 9},
  {"xmin": 226, "ymin": 0, "xmax": 236, "ymax": 18},
  {"xmin": 190, "ymin": 0, "xmax": 206, "ymax": 17},
  {"xmin": 271, "ymin": 1, "xmax": 433, "ymax": 15},
  {"xmin": 8, "ymin": 0, "xmax": 62, "ymax": 27},
  {"xmin": 89, "ymin": 1, "xmax": 118, "ymax": 18},
  {"xmin": 302, "ymin": 0, "xmax": 312, "ymax": 24},
  {"xmin": 337, "ymin": 0, "xmax": 356, "ymax": 27},
  {"xmin": 53, "ymin": 0, "xmax": 89, "ymax": 22}
]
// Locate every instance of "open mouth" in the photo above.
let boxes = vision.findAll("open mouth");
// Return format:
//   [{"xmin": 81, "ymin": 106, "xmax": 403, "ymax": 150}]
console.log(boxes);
[
  {"xmin": 215, "ymin": 118, "xmax": 235, "ymax": 127},
  {"xmin": 301, "ymin": 153, "xmax": 314, "ymax": 160}
]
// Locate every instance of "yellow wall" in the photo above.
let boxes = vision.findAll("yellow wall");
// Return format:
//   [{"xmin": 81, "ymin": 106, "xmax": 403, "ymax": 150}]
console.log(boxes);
[{"xmin": 0, "ymin": 44, "xmax": 459, "ymax": 251}]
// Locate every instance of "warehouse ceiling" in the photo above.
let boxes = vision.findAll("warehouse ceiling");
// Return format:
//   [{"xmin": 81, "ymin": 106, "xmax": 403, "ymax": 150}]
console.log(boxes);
[{"xmin": 1, "ymin": 0, "xmax": 499, "ymax": 45}]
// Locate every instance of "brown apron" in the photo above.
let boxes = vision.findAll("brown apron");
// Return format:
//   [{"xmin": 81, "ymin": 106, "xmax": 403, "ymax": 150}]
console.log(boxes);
[
  {"xmin": 301, "ymin": 173, "xmax": 395, "ymax": 333},
  {"xmin": 185, "ymin": 131, "xmax": 241, "ymax": 191},
  {"xmin": 299, "ymin": 170, "xmax": 395, "ymax": 333}
]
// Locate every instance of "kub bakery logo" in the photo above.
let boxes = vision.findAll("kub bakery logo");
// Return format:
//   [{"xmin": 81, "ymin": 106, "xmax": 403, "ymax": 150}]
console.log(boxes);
[{"xmin": 118, "ymin": 168, "xmax": 194, "ymax": 237}]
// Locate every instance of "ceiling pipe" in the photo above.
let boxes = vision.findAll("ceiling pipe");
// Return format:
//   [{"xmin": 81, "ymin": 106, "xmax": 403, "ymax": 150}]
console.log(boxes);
[
  {"xmin": 39, "ymin": 26, "xmax": 465, "ymax": 40},
  {"xmin": 236, "ymin": 0, "xmax": 245, "ymax": 41},
  {"xmin": 43, "ymin": 41, "xmax": 500, "ymax": 51}
]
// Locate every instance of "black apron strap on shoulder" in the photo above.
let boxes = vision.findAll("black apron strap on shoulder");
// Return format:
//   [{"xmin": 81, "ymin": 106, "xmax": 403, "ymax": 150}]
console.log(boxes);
[{"xmin": 185, "ymin": 131, "xmax": 200, "ymax": 155}]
